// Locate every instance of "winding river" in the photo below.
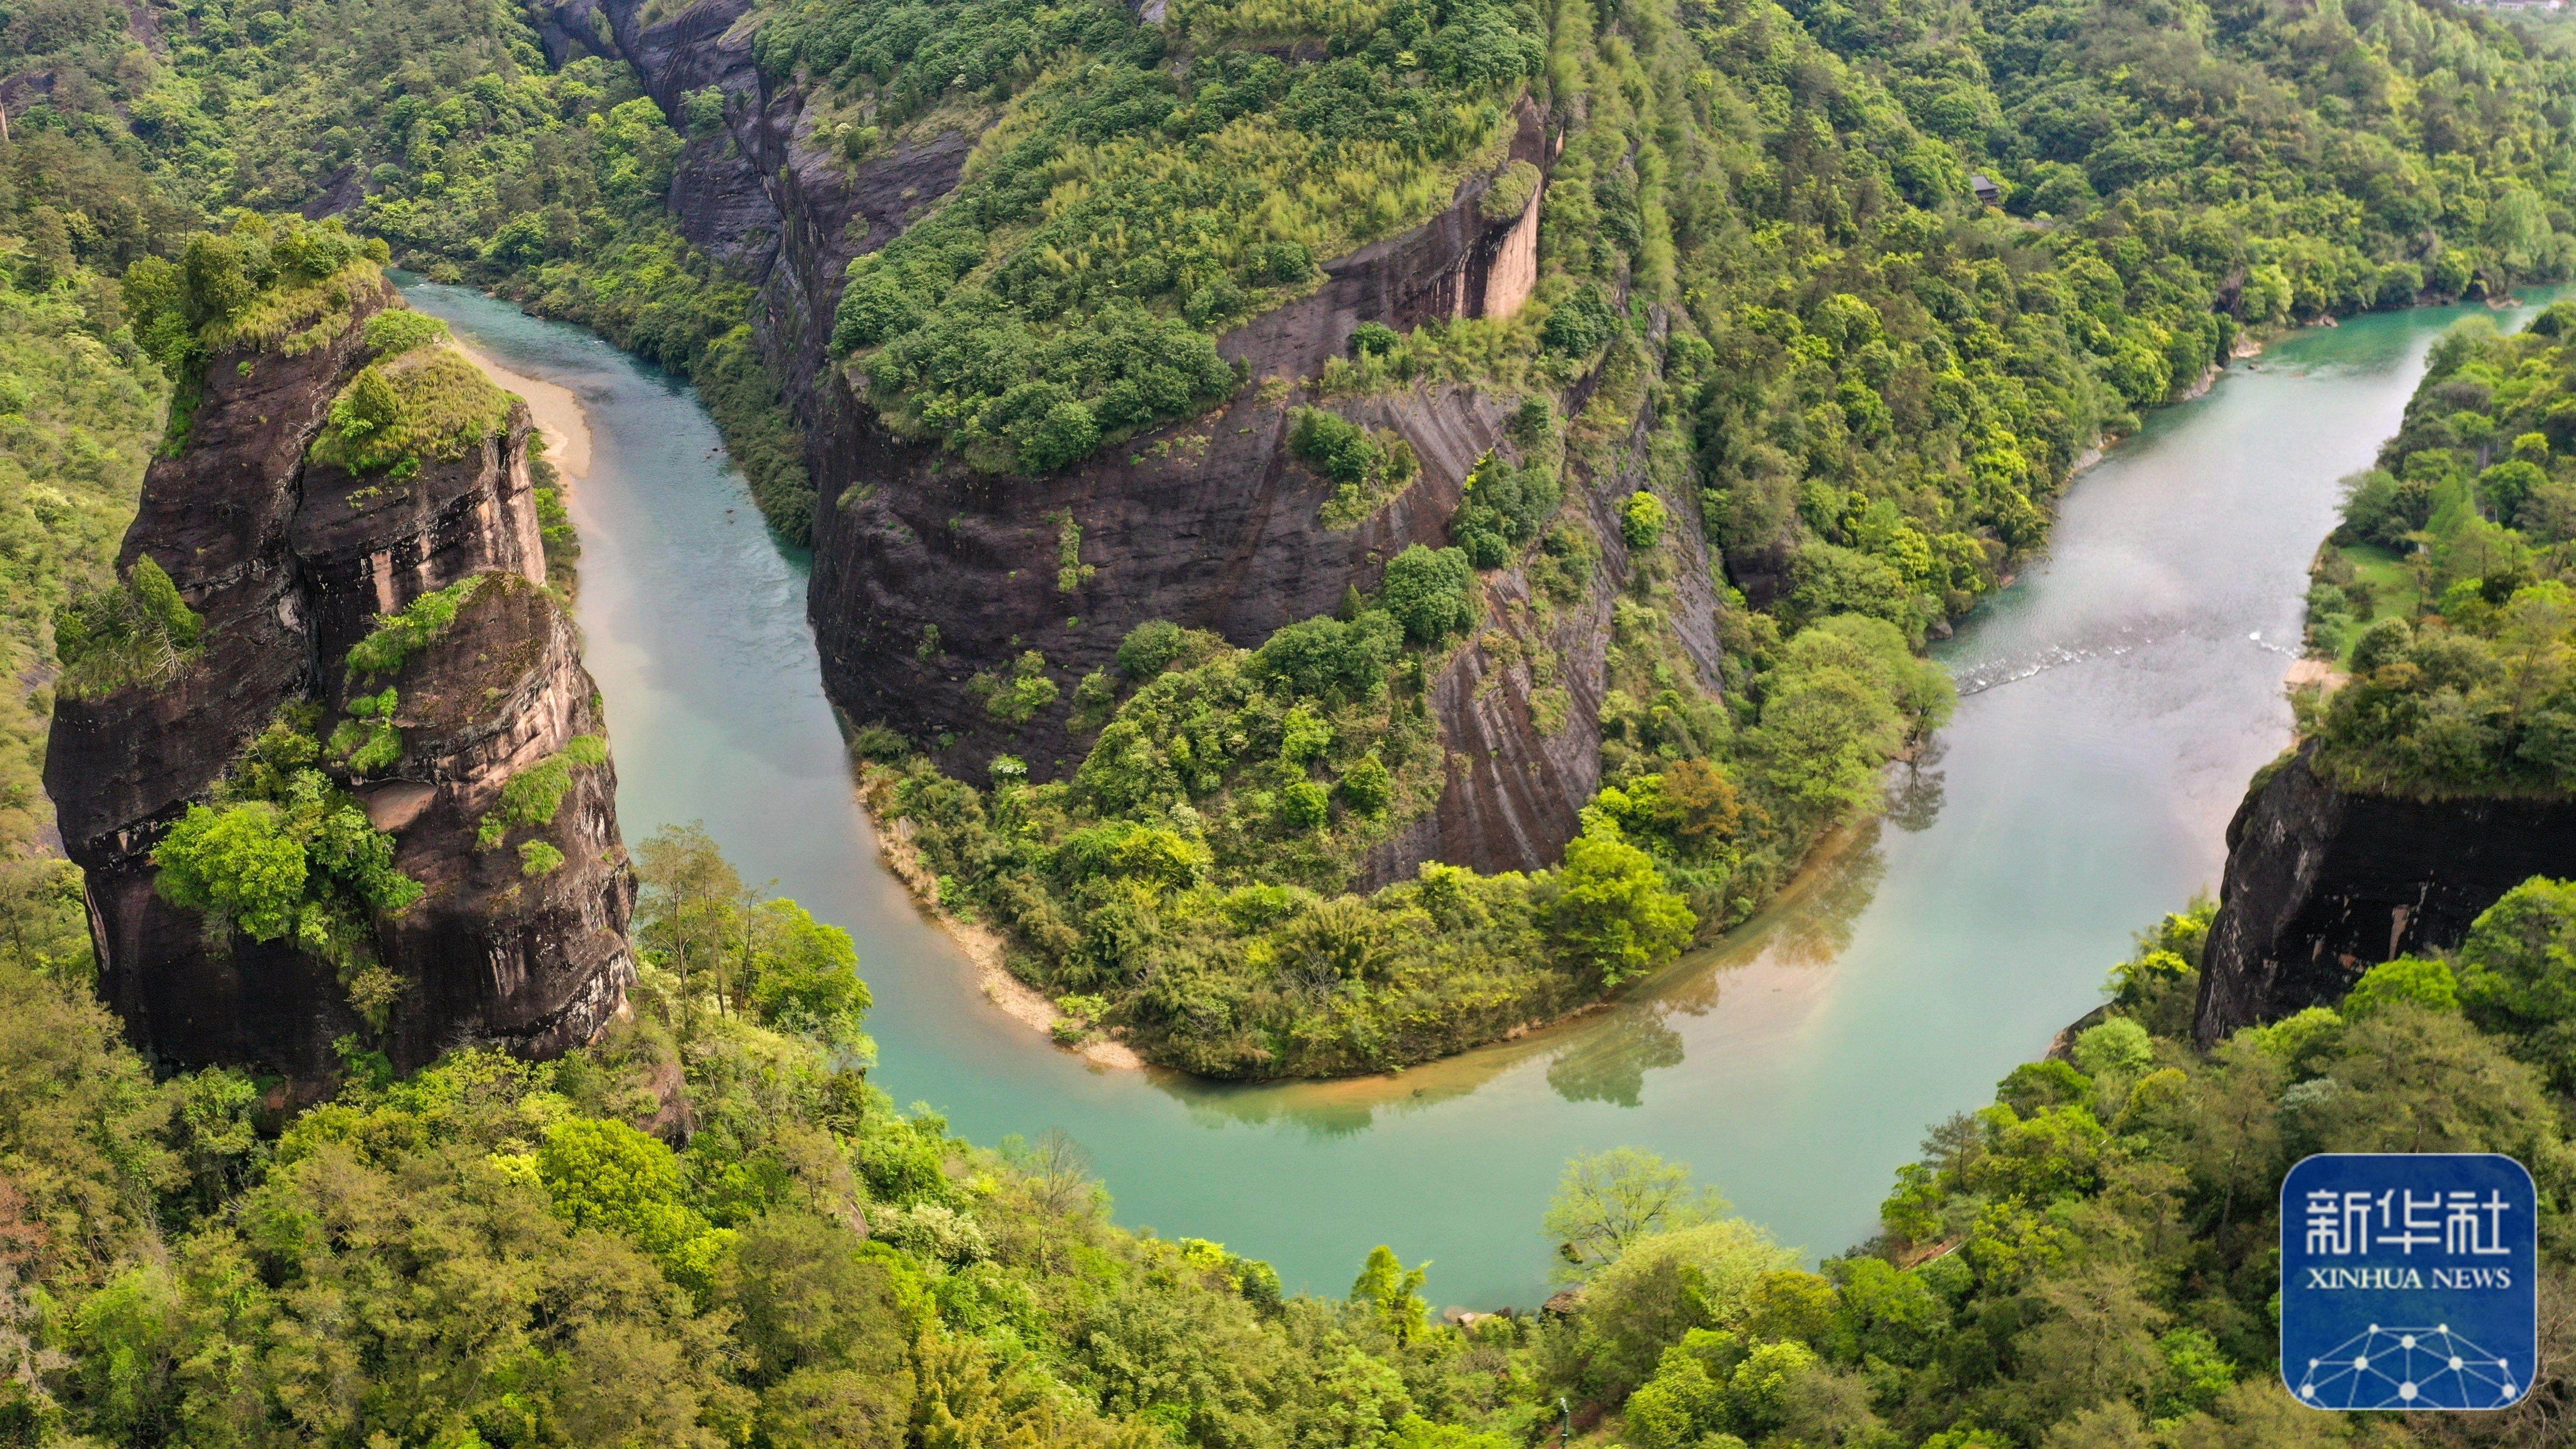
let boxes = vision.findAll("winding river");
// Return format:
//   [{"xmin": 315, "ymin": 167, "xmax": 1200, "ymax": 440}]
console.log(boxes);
[{"xmin": 397, "ymin": 278, "xmax": 2542, "ymax": 1309}]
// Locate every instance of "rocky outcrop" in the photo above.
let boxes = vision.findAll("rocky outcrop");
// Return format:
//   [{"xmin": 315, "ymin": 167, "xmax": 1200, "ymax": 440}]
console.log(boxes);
[
  {"xmin": 364, "ymin": 573, "xmax": 632, "ymax": 1068},
  {"xmin": 295, "ymin": 414, "xmax": 551, "ymax": 669},
  {"xmin": 2191, "ymin": 741, "xmax": 2576, "ymax": 1044},
  {"xmin": 45, "ymin": 279, "xmax": 635, "ymax": 1082},
  {"xmin": 566, "ymin": 0, "xmax": 1719, "ymax": 875}
]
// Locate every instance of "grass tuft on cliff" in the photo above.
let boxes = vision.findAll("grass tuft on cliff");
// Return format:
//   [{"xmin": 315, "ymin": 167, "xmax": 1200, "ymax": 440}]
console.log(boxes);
[
  {"xmin": 122, "ymin": 220, "xmax": 386, "ymax": 362},
  {"xmin": 116, "ymin": 217, "xmax": 391, "ymax": 454},
  {"xmin": 476, "ymin": 733, "xmax": 610, "ymax": 851},
  {"xmin": 53, "ymin": 555, "xmax": 202, "ymax": 700},
  {"xmin": 307, "ymin": 346, "xmax": 516, "ymax": 477},
  {"xmin": 345, "ymin": 575, "xmax": 490, "ymax": 681}
]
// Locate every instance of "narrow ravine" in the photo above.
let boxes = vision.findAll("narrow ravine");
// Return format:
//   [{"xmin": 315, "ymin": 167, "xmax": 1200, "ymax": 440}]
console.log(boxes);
[{"xmin": 399, "ymin": 275, "xmax": 2544, "ymax": 1308}]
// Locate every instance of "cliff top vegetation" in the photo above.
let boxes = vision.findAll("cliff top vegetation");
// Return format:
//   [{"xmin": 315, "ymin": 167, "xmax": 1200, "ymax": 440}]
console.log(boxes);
[
  {"xmin": 121, "ymin": 216, "xmax": 388, "ymax": 371},
  {"xmin": 307, "ymin": 341, "xmax": 517, "ymax": 477},
  {"xmin": 759, "ymin": 0, "xmax": 2576, "ymax": 517},
  {"xmin": 2304, "ymin": 303, "xmax": 2576, "ymax": 795},
  {"xmin": 777, "ymin": 0, "xmax": 1543, "ymax": 474}
]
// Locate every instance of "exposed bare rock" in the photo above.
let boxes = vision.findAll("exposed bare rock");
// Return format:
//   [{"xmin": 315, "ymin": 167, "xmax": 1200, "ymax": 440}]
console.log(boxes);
[
  {"xmin": 1364, "ymin": 403, "xmax": 1728, "ymax": 882},
  {"xmin": 370, "ymin": 574, "xmax": 635, "ymax": 1067},
  {"xmin": 48, "ymin": 294, "xmax": 366, "ymax": 860},
  {"xmin": 295, "ymin": 425, "xmax": 550, "ymax": 671},
  {"xmin": 297, "ymin": 165, "xmax": 365, "ymax": 220},
  {"xmin": 2192, "ymin": 740, "xmax": 2576, "ymax": 1044}
]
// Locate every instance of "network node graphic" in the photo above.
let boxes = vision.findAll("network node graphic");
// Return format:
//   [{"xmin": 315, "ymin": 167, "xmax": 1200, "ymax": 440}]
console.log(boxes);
[{"xmin": 2294, "ymin": 1326, "xmax": 2521, "ymax": 1410}]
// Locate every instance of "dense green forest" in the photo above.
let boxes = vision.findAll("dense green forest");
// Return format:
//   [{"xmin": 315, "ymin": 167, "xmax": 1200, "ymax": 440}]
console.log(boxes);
[
  {"xmin": 6, "ymin": 0, "xmax": 2576, "ymax": 550},
  {"xmin": 754, "ymin": 0, "xmax": 2576, "ymax": 570},
  {"xmin": 790, "ymin": 0, "xmax": 1541, "ymax": 473},
  {"xmin": 782, "ymin": 0, "xmax": 2576, "ymax": 502},
  {"xmin": 0, "ymin": 0, "xmax": 814, "ymax": 537},
  {"xmin": 850, "ymin": 0, "xmax": 2576, "ymax": 1076},
  {"xmin": 2302, "ymin": 302, "xmax": 2576, "ymax": 796},
  {"xmin": 868, "ymin": 589, "xmax": 1949, "ymax": 1076},
  {"xmin": 16, "ymin": 0, "xmax": 2576, "ymax": 1076},
  {"xmin": 4, "ymin": 815, "xmax": 2574, "ymax": 1446},
  {"xmin": 0, "ymin": 251, "xmax": 166, "ymax": 856},
  {"xmin": 810, "ymin": 0, "xmax": 1913, "ymax": 1073}
]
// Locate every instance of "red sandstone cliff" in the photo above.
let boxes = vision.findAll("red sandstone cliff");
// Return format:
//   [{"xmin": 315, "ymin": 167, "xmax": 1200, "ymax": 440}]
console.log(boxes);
[{"xmin": 46, "ymin": 274, "xmax": 635, "ymax": 1081}]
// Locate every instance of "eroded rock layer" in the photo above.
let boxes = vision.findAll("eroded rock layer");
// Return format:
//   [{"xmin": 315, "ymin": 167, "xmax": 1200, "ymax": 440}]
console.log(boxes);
[{"xmin": 2192, "ymin": 741, "xmax": 2576, "ymax": 1043}]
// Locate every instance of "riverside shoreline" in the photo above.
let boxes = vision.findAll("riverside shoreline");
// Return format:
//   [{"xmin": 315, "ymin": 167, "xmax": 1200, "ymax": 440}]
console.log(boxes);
[
  {"xmin": 855, "ymin": 764, "xmax": 1149, "ymax": 1072},
  {"xmin": 461, "ymin": 341, "xmax": 593, "ymax": 486}
]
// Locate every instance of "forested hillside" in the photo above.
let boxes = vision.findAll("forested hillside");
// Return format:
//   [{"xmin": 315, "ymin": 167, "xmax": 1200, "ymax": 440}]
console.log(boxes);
[
  {"xmin": 2306, "ymin": 302, "xmax": 2576, "ymax": 795},
  {"xmin": 10, "ymin": 0, "xmax": 2576, "ymax": 1077},
  {"xmin": 1796, "ymin": 0, "xmax": 2576, "ymax": 304},
  {"xmin": 0, "ymin": 0, "xmax": 812, "ymax": 531},
  {"xmin": 0, "ymin": 258, "xmax": 165, "ymax": 860},
  {"xmin": 3, "ymin": 821, "xmax": 2573, "ymax": 1445},
  {"xmin": 843, "ymin": 0, "xmax": 2576, "ymax": 1076}
]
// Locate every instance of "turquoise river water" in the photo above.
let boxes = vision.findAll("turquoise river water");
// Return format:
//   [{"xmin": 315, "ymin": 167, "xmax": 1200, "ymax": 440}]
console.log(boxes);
[{"xmin": 396, "ymin": 277, "xmax": 2544, "ymax": 1308}]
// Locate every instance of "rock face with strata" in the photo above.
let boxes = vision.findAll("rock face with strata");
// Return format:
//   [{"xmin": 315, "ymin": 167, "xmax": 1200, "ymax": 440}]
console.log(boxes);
[
  {"xmin": 2192, "ymin": 741, "xmax": 2576, "ymax": 1043},
  {"xmin": 45, "ymin": 278, "xmax": 635, "ymax": 1082},
  {"xmin": 557, "ymin": 0, "xmax": 1724, "ymax": 876}
]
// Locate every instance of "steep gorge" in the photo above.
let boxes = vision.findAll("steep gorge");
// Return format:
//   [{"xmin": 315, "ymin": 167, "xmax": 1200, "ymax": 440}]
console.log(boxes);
[{"xmin": 45, "ymin": 267, "xmax": 636, "ymax": 1083}]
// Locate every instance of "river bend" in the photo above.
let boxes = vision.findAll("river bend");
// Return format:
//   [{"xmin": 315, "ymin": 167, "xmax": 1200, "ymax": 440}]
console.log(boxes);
[{"xmin": 398, "ymin": 278, "xmax": 2536, "ymax": 1306}]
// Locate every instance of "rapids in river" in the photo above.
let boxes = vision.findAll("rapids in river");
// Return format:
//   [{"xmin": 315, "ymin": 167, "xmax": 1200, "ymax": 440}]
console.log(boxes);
[{"xmin": 398, "ymin": 277, "xmax": 2542, "ymax": 1307}]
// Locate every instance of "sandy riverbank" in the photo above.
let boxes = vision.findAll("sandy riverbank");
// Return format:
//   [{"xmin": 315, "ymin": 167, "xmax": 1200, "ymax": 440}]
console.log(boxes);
[
  {"xmin": 2285, "ymin": 655, "xmax": 2348, "ymax": 690},
  {"xmin": 855, "ymin": 768, "xmax": 1148, "ymax": 1072},
  {"xmin": 459, "ymin": 343, "xmax": 592, "ymax": 484}
]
